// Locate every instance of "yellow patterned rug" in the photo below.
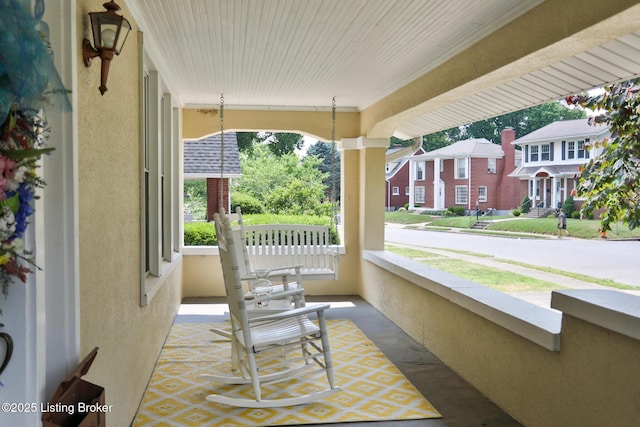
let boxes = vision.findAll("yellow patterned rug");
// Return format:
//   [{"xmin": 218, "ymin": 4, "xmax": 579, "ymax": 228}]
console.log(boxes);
[{"xmin": 133, "ymin": 319, "xmax": 441, "ymax": 426}]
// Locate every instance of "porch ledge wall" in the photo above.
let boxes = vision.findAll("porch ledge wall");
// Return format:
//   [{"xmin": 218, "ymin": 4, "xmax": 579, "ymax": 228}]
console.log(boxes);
[
  {"xmin": 362, "ymin": 249, "xmax": 640, "ymax": 427},
  {"xmin": 363, "ymin": 250, "xmax": 561, "ymax": 350}
]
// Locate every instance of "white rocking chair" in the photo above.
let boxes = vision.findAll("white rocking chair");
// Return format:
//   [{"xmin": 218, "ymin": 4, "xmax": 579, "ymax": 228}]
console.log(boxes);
[
  {"xmin": 229, "ymin": 206, "xmax": 305, "ymax": 304},
  {"xmin": 202, "ymin": 211, "xmax": 342, "ymax": 408}
]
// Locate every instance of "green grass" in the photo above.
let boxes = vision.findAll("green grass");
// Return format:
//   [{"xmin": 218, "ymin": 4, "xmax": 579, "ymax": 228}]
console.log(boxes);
[
  {"xmin": 385, "ymin": 244, "xmax": 567, "ymax": 293},
  {"xmin": 487, "ymin": 218, "xmax": 640, "ymax": 239},
  {"xmin": 420, "ymin": 215, "xmax": 640, "ymax": 240}
]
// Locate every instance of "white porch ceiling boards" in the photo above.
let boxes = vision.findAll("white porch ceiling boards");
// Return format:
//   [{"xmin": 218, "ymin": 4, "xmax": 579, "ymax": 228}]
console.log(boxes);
[
  {"xmin": 125, "ymin": 0, "xmax": 640, "ymax": 139},
  {"xmin": 127, "ymin": 0, "xmax": 543, "ymax": 109}
]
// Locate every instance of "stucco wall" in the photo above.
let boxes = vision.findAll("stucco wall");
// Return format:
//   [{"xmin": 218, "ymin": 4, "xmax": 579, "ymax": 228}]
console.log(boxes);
[
  {"xmin": 76, "ymin": 2, "xmax": 182, "ymax": 425},
  {"xmin": 360, "ymin": 259, "xmax": 640, "ymax": 427}
]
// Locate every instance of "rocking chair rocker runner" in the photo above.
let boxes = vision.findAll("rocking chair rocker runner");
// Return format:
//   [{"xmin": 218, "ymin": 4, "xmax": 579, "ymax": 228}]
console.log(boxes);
[{"xmin": 203, "ymin": 211, "xmax": 342, "ymax": 408}]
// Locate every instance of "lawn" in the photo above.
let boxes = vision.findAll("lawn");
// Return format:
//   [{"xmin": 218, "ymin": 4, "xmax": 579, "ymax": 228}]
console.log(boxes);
[{"xmin": 385, "ymin": 211, "xmax": 640, "ymax": 239}]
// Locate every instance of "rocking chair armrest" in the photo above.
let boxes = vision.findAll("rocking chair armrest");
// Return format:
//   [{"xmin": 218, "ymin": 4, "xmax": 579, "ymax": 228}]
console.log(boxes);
[
  {"xmin": 263, "ymin": 265, "xmax": 303, "ymax": 276},
  {"xmin": 247, "ymin": 303, "xmax": 330, "ymax": 323},
  {"xmin": 249, "ymin": 288, "xmax": 304, "ymax": 305}
]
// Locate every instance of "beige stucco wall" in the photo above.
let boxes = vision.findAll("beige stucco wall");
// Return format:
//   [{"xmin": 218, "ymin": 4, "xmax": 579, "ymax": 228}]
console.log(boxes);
[
  {"xmin": 183, "ymin": 251, "xmax": 357, "ymax": 298},
  {"xmin": 361, "ymin": 261, "xmax": 640, "ymax": 427},
  {"xmin": 76, "ymin": 2, "xmax": 182, "ymax": 425}
]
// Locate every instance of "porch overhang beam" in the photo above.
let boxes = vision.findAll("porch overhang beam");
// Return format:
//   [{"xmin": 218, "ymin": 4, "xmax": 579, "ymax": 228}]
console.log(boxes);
[{"xmin": 182, "ymin": 108, "xmax": 361, "ymax": 142}]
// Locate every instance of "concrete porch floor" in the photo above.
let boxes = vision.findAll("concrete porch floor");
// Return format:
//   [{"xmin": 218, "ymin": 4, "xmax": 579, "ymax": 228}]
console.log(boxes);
[{"xmin": 177, "ymin": 295, "xmax": 522, "ymax": 427}]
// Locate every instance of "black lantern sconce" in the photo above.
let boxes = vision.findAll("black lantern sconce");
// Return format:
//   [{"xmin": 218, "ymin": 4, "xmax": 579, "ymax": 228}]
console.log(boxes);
[{"xmin": 82, "ymin": 1, "xmax": 132, "ymax": 95}]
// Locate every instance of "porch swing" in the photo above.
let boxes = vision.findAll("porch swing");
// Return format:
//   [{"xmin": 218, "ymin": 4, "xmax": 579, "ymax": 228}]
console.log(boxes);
[{"xmin": 218, "ymin": 95, "xmax": 340, "ymax": 282}]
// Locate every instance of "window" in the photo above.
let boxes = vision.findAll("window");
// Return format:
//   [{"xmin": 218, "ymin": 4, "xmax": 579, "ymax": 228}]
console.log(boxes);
[
  {"xmin": 392, "ymin": 186, "xmax": 399, "ymax": 195},
  {"xmin": 455, "ymin": 185, "xmax": 468, "ymax": 204},
  {"xmin": 541, "ymin": 144, "xmax": 550, "ymax": 161},
  {"xmin": 577, "ymin": 139, "xmax": 590, "ymax": 159},
  {"xmin": 405, "ymin": 186, "xmax": 410, "ymax": 195},
  {"xmin": 478, "ymin": 186, "xmax": 487, "ymax": 202},
  {"xmin": 415, "ymin": 186, "xmax": 425, "ymax": 203},
  {"xmin": 416, "ymin": 161, "xmax": 425, "ymax": 180},
  {"xmin": 141, "ymin": 66, "xmax": 180, "ymax": 306},
  {"xmin": 567, "ymin": 141, "xmax": 575, "ymax": 159},
  {"xmin": 530, "ymin": 145, "xmax": 539, "ymax": 162},
  {"xmin": 455, "ymin": 158, "xmax": 467, "ymax": 179},
  {"xmin": 487, "ymin": 158, "xmax": 496, "ymax": 174}
]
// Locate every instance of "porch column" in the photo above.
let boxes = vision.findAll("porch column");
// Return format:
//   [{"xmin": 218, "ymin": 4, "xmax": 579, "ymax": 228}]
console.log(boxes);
[
  {"xmin": 552, "ymin": 176, "xmax": 558, "ymax": 208},
  {"xmin": 532, "ymin": 179, "xmax": 538, "ymax": 207},
  {"xmin": 344, "ymin": 137, "xmax": 388, "ymax": 251},
  {"xmin": 433, "ymin": 157, "xmax": 441, "ymax": 209}
]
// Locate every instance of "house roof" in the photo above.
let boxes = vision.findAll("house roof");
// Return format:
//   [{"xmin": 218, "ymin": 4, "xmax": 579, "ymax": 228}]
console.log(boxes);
[
  {"xmin": 509, "ymin": 164, "xmax": 580, "ymax": 178},
  {"xmin": 413, "ymin": 138, "xmax": 504, "ymax": 160},
  {"xmin": 511, "ymin": 119, "xmax": 610, "ymax": 145},
  {"xmin": 184, "ymin": 133, "xmax": 241, "ymax": 179}
]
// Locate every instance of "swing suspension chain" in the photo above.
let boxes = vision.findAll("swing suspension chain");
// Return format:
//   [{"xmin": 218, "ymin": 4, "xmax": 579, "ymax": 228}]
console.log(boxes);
[
  {"xmin": 219, "ymin": 94, "xmax": 225, "ymax": 213},
  {"xmin": 329, "ymin": 97, "xmax": 337, "ymax": 234}
]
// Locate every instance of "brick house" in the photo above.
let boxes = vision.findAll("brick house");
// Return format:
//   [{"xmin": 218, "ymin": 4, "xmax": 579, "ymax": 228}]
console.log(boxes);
[
  {"xmin": 509, "ymin": 118, "xmax": 609, "ymax": 210},
  {"xmin": 184, "ymin": 133, "xmax": 241, "ymax": 221},
  {"xmin": 408, "ymin": 128, "xmax": 521, "ymax": 212},
  {"xmin": 385, "ymin": 147, "xmax": 425, "ymax": 210}
]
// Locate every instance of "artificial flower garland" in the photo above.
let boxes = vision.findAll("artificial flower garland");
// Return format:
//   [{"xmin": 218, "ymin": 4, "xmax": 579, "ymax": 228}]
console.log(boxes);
[{"xmin": 0, "ymin": 108, "xmax": 52, "ymax": 297}]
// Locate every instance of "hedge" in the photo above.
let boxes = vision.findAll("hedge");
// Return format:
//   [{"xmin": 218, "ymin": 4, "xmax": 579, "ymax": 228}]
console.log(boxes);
[{"xmin": 184, "ymin": 214, "xmax": 339, "ymax": 246}]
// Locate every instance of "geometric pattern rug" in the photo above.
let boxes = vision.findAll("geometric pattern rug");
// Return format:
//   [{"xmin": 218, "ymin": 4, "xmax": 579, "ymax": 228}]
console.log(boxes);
[{"xmin": 133, "ymin": 319, "xmax": 441, "ymax": 426}]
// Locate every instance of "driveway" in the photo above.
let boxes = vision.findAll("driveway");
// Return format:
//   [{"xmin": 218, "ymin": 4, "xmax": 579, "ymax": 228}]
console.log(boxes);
[{"xmin": 384, "ymin": 224, "xmax": 639, "ymax": 288}]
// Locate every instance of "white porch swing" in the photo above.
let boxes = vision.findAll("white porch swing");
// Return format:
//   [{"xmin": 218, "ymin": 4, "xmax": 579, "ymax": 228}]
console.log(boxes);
[{"xmin": 217, "ymin": 96, "xmax": 340, "ymax": 282}]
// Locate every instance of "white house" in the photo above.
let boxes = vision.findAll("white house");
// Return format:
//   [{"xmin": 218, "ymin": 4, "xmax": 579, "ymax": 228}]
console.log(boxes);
[{"xmin": 509, "ymin": 119, "xmax": 610, "ymax": 209}]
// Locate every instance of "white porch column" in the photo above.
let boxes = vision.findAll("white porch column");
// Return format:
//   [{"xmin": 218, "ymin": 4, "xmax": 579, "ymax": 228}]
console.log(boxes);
[
  {"xmin": 408, "ymin": 158, "xmax": 415, "ymax": 209},
  {"xmin": 433, "ymin": 157, "xmax": 441, "ymax": 209},
  {"xmin": 552, "ymin": 176, "xmax": 558, "ymax": 208},
  {"xmin": 532, "ymin": 179, "xmax": 538, "ymax": 207}
]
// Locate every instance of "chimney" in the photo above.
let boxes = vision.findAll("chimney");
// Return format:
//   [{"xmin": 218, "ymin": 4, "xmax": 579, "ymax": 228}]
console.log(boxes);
[{"xmin": 501, "ymin": 127, "xmax": 516, "ymax": 167}]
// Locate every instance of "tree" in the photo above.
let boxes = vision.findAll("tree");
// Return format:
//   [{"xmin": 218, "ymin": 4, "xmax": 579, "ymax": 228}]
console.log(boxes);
[
  {"xmin": 305, "ymin": 141, "xmax": 341, "ymax": 201},
  {"xmin": 232, "ymin": 144, "xmax": 329, "ymax": 216},
  {"xmin": 256, "ymin": 132, "xmax": 305, "ymax": 156},
  {"xmin": 565, "ymin": 78, "xmax": 640, "ymax": 231},
  {"xmin": 462, "ymin": 101, "xmax": 586, "ymax": 142},
  {"xmin": 236, "ymin": 132, "xmax": 258, "ymax": 154}
]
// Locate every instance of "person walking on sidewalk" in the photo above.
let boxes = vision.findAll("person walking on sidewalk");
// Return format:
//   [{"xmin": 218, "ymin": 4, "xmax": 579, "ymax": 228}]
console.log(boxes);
[{"xmin": 557, "ymin": 208, "xmax": 570, "ymax": 238}]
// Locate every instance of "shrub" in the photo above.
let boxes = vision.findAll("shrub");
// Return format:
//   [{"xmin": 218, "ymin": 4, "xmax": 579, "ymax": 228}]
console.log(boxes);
[
  {"xmin": 563, "ymin": 196, "xmax": 576, "ymax": 218},
  {"xmin": 184, "ymin": 222, "xmax": 217, "ymax": 246},
  {"xmin": 231, "ymin": 192, "xmax": 264, "ymax": 214},
  {"xmin": 520, "ymin": 196, "xmax": 531, "ymax": 213},
  {"xmin": 397, "ymin": 207, "xmax": 407, "ymax": 211},
  {"xmin": 404, "ymin": 203, "xmax": 410, "ymax": 210},
  {"xmin": 512, "ymin": 209, "xmax": 521, "ymax": 217},
  {"xmin": 571, "ymin": 211, "xmax": 581, "ymax": 219},
  {"xmin": 447, "ymin": 206, "xmax": 466, "ymax": 216}
]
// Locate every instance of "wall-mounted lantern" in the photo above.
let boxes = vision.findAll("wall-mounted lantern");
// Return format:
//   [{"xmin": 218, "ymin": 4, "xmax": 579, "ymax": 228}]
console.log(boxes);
[{"xmin": 82, "ymin": 1, "xmax": 131, "ymax": 95}]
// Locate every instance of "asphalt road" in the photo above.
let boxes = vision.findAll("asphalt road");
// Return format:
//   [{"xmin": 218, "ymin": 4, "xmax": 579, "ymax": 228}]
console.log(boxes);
[{"xmin": 384, "ymin": 224, "xmax": 639, "ymax": 288}]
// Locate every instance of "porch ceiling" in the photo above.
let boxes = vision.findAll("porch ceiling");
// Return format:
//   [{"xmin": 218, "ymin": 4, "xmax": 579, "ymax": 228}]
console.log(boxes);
[{"xmin": 125, "ymin": 0, "xmax": 640, "ymax": 139}]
